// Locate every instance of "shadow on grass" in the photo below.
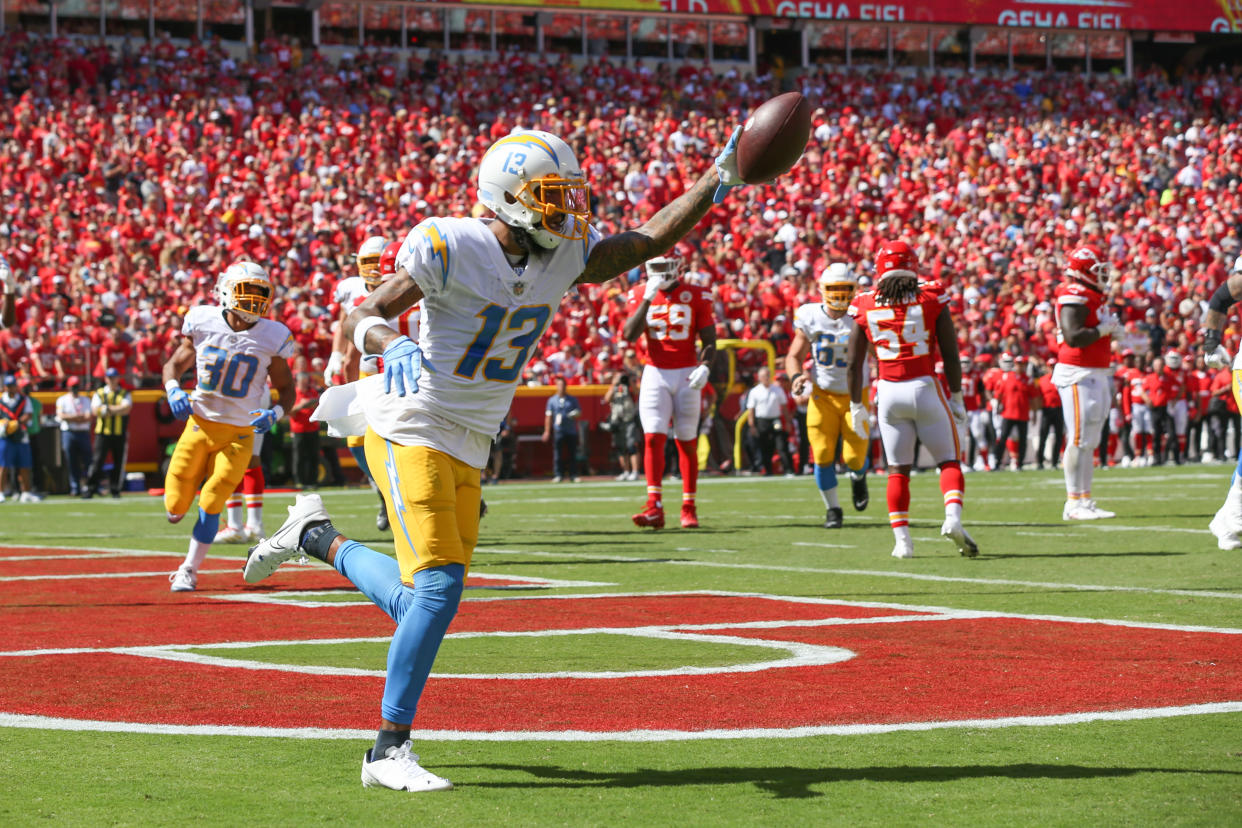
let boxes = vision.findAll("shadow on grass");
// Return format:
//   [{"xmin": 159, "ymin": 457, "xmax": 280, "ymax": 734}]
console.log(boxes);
[{"xmin": 454, "ymin": 762, "xmax": 1242, "ymax": 799}]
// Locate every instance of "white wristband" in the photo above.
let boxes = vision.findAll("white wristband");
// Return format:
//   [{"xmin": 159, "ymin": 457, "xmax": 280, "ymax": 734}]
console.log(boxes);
[
  {"xmin": 164, "ymin": 380, "xmax": 181, "ymax": 395},
  {"xmin": 271, "ymin": 404, "xmax": 285, "ymax": 421},
  {"xmin": 353, "ymin": 315, "xmax": 389, "ymax": 354}
]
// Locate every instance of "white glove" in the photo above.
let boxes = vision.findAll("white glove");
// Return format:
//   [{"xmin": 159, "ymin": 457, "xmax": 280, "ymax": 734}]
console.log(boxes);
[
  {"xmin": 949, "ymin": 392, "xmax": 967, "ymax": 429},
  {"xmin": 644, "ymin": 275, "xmax": 676, "ymax": 301},
  {"xmin": 324, "ymin": 351, "xmax": 344, "ymax": 384},
  {"xmin": 849, "ymin": 402, "xmax": 870, "ymax": 439},
  {"xmin": 1205, "ymin": 345, "xmax": 1231, "ymax": 371},
  {"xmin": 687, "ymin": 364, "xmax": 710, "ymax": 390},
  {"xmin": 359, "ymin": 353, "xmax": 380, "ymax": 374},
  {"xmin": 1095, "ymin": 309, "xmax": 1120, "ymax": 338},
  {"xmin": 0, "ymin": 256, "xmax": 13, "ymax": 294}
]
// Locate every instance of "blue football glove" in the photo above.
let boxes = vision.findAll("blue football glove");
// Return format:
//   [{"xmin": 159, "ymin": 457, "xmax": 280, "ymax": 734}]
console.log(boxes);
[
  {"xmin": 713, "ymin": 125, "xmax": 745, "ymax": 204},
  {"xmin": 248, "ymin": 406, "xmax": 281, "ymax": 434},
  {"xmin": 382, "ymin": 335, "xmax": 422, "ymax": 397},
  {"xmin": 167, "ymin": 386, "xmax": 192, "ymax": 420}
]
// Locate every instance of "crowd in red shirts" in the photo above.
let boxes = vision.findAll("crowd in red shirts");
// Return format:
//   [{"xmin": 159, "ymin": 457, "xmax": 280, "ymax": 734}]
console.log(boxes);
[{"xmin": 0, "ymin": 29, "xmax": 1240, "ymax": 465}]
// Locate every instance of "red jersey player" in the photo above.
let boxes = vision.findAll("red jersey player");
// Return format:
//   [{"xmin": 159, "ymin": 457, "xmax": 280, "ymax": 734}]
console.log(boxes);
[
  {"xmin": 846, "ymin": 240, "xmax": 977, "ymax": 559},
  {"xmin": 1051, "ymin": 244, "xmax": 1119, "ymax": 520},
  {"xmin": 622, "ymin": 255, "xmax": 716, "ymax": 529}
]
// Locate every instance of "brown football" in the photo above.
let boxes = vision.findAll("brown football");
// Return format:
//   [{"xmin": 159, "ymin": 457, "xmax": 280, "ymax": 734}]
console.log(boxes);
[{"xmin": 735, "ymin": 92, "xmax": 812, "ymax": 184}]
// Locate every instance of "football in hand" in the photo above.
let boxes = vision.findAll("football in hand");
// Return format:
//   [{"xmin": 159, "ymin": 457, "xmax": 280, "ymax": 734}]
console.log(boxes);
[{"xmin": 735, "ymin": 92, "xmax": 813, "ymax": 184}]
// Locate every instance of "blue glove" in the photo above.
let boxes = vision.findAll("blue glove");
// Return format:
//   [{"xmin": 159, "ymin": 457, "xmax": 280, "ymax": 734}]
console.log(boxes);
[
  {"xmin": 248, "ymin": 406, "xmax": 282, "ymax": 434},
  {"xmin": 382, "ymin": 335, "xmax": 422, "ymax": 397},
  {"xmin": 167, "ymin": 386, "xmax": 192, "ymax": 420},
  {"xmin": 713, "ymin": 125, "xmax": 744, "ymax": 204}
]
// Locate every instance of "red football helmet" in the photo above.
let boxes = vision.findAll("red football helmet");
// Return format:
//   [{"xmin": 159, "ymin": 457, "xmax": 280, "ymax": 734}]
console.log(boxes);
[
  {"xmin": 874, "ymin": 240, "xmax": 919, "ymax": 282},
  {"xmin": 380, "ymin": 240, "xmax": 401, "ymax": 279},
  {"xmin": 1065, "ymin": 244, "xmax": 1109, "ymax": 291}
]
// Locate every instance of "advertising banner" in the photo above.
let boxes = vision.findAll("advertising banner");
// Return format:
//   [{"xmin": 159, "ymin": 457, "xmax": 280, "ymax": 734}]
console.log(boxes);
[{"xmin": 479, "ymin": 0, "xmax": 1241, "ymax": 34}]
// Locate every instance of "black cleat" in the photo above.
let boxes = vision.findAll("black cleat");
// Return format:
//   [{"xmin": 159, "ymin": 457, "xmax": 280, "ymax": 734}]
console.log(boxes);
[
  {"xmin": 376, "ymin": 493, "xmax": 390, "ymax": 532},
  {"xmin": 480, "ymin": 499, "xmax": 488, "ymax": 519},
  {"xmin": 851, "ymin": 474, "xmax": 869, "ymax": 511},
  {"xmin": 824, "ymin": 507, "xmax": 843, "ymax": 529}
]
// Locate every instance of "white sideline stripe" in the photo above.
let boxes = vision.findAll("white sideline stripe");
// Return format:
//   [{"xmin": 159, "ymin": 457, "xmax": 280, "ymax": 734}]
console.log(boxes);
[
  {"xmin": 4, "ymin": 702, "xmax": 1241, "ymax": 742},
  {"xmin": 479, "ymin": 549, "xmax": 1242, "ymax": 602},
  {"xmin": 0, "ymin": 570, "xmax": 251, "ymax": 582}
]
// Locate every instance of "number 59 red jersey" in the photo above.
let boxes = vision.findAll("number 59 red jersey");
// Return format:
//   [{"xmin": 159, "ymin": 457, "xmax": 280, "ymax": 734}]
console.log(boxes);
[
  {"xmin": 626, "ymin": 282, "xmax": 714, "ymax": 370},
  {"xmin": 848, "ymin": 280, "xmax": 949, "ymax": 381}
]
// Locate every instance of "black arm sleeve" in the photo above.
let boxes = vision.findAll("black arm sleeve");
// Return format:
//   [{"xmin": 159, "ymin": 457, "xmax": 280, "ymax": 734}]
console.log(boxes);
[{"xmin": 1208, "ymin": 282, "xmax": 1235, "ymax": 315}]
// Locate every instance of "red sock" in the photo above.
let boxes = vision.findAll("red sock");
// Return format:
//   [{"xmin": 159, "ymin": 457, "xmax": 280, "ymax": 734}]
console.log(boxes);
[
  {"xmin": 676, "ymin": 439, "xmax": 697, "ymax": 507},
  {"xmin": 1107, "ymin": 433, "xmax": 1118, "ymax": 459},
  {"xmin": 644, "ymin": 433, "xmax": 667, "ymax": 508},
  {"xmin": 1178, "ymin": 435, "xmax": 1186, "ymax": 455},
  {"xmin": 242, "ymin": 466, "xmax": 264, "ymax": 496},
  {"xmin": 938, "ymin": 461, "xmax": 964, "ymax": 508},
  {"xmin": 1005, "ymin": 439, "xmax": 1018, "ymax": 461},
  {"xmin": 887, "ymin": 472, "xmax": 910, "ymax": 529}
]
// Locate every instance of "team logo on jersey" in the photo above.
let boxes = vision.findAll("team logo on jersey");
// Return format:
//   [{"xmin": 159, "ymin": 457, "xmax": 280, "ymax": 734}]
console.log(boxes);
[
  {"xmin": 679, "ymin": 290, "xmax": 691, "ymax": 302},
  {"xmin": 513, "ymin": 281, "xmax": 526, "ymax": 297}
]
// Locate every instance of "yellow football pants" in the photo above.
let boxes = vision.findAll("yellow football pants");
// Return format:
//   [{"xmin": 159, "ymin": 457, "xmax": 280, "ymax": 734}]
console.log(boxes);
[
  {"xmin": 364, "ymin": 427, "xmax": 481, "ymax": 584},
  {"xmin": 163, "ymin": 416, "xmax": 255, "ymax": 517},
  {"xmin": 806, "ymin": 388, "xmax": 868, "ymax": 471}
]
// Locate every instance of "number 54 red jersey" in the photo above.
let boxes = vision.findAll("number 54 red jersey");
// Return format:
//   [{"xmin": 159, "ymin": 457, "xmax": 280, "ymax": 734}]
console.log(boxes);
[
  {"xmin": 626, "ymin": 282, "xmax": 714, "ymax": 370},
  {"xmin": 848, "ymin": 280, "xmax": 949, "ymax": 381}
]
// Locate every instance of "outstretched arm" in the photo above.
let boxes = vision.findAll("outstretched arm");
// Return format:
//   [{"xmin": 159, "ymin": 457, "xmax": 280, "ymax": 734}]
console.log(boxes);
[{"xmin": 577, "ymin": 170, "xmax": 722, "ymax": 285}]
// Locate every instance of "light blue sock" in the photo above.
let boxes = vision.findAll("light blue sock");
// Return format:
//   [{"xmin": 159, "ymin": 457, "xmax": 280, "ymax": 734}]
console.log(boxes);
[
  {"xmin": 1233, "ymin": 444, "xmax": 1242, "ymax": 486},
  {"xmin": 814, "ymin": 463, "xmax": 837, "ymax": 492},
  {"xmin": 191, "ymin": 508, "xmax": 219, "ymax": 544},
  {"xmin": 349, "ymin": 445, "xmax": 372, "ymax": 481}
]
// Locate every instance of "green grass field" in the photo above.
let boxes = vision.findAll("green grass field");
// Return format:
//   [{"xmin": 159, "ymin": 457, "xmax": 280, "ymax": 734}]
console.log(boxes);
[{"xmin": 2, "ymin": 465, "xmax": 1241, "ymax": 826}]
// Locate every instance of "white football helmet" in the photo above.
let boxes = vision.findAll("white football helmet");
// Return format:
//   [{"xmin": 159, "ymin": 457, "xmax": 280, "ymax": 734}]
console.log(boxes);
[
  {"xmin": 476, "ymin": 130, "xmax": 590, "ymax": 249},
  {"xmin": 998, "ymin": 352, "xmax": 1016, "ymax": 372},
  {"xmin": 645, "ymin": 255, "xmax": 684, "ymax": 282},
  {"xmin": 356, "ymin": 235, "xmax": 387, "ymax": 289},
  {"xmin": 216, "ymin": 261, "xmax": 272, "ymax": 323},
  {"xmin": 819, "ymin": 262, "xmax": 858, "ymax": 312},
  {"xmin": 1165, "ymin": 351, "xmax": 1182, "ymax": 370}
]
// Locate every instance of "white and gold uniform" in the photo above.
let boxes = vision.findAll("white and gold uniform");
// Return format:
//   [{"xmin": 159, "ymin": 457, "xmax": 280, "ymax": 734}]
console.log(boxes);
[
  {"xmin": 363, "ymin": 216, "xmax": 599, "ymax": 580},
  {"xmin": 793, "ymin": 301, "xmax": 868, "ymax": 471},
  {"xmin": 164, "ymin": 306, "xmax": 294, "ymax": 516}
]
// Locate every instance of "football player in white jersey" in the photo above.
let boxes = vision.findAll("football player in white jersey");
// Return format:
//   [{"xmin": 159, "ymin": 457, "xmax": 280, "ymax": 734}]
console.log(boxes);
[
  {"xmin": 324, "ymin": 236, "xmax": 393, "ymax": 531},
  {"xmin": 785, "ymin": 264, "xmax": 869, "ymax": 529},
  {"xmin": 244, "ymin": 125, "xmax": 756, "ymax": 792},
  {"xmin": 162, "ymin": 262, "xmax": 295, "ymax": 592}
]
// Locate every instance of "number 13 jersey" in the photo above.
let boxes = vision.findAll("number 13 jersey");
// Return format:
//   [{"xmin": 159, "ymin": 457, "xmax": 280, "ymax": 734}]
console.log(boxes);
[
  {"xmin": 183, "ymin": 305, "xmax": 295, "ymax": 427},
  {"xmin": 848, "ymin": 280, "xmax": 949, "ymax": 381},
  {"xmin": 625, "ymin": 282, "xmax": 713, "ymax": 370},
  {"xmin": 386, "ymin": 216, "xmax": 601, "ymax": 439}
]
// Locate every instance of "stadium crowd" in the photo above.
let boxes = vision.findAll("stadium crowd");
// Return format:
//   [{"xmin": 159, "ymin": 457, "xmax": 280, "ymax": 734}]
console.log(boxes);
[{"xmin": 1, "ymin": 28, "xmax": 1241, "ymax": 472}]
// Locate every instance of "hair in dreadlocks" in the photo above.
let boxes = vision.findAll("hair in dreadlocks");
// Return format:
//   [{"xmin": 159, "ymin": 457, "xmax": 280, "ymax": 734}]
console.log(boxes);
[{"xmin": 875, "ymin": 274, "xmax": 920, "ymax": 306}]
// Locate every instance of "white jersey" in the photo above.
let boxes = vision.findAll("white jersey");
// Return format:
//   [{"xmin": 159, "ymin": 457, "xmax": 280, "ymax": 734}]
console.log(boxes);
[
  {"xmin": 793, "ymin": 302, "xmax": 855, "ymax": 395},
  {"xmin": 333, "ymin": 275, "xmax": 369, "ymax": 309},
  {"xmin": 369, "ymin": 216, "xmax": 599, "ymax": 457},
  {"xmin": 182, "ymin": 305, "xmax": 295, "ymax": 427},
  {"xmin": 335, "ymin": 275, "xmax": 422, "ymax": 342}
]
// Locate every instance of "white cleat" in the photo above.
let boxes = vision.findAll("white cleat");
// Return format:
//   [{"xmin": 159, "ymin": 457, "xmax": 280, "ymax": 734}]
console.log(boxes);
[
  {"xmin": 214, "ymin": 525, "xmax": 248, "ymax": 544},
  {"xmin": 1209, "ymin": 511, "xmax": 1242, "ymax": 551},
  {"xmin": 361, "ymin": 741, "xmax": 453, "ymax": 792},
  {"xmin": 169, "ymin": 565, "xmax": 197, "ymax": 592},
  {"xmin": 891, "ymin": 538, "xmax": 914, "ymax": 559},
  {"xmin": 243, "ymin": 493, "xmax": 329, "ymax": 584},
  {"xmin": 1080, "ymin": 500, "xmax": 1116, "ymax": 519},
  {"xmin": 19, "ymin": 491, "xmax": 43, "ymax": 503},
  {"xmin": 243, "ymin": 524, "xmax": 264, "ymax": 543},
  {"xmin": 1063, "ymin": 501, "xmax": 1102, "ymax": 520},
  {"xmin": 941, "ymin": 518, "xmax": 979, "ymax": 557}
]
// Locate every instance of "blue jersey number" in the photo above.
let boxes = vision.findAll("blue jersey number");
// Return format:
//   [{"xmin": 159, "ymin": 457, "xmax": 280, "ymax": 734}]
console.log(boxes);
[
  {"xmin": 455, "ymin": 304, "xmax": 552, "ymax": 383},
  {"xmin": 200, "ymin": 346, "xmax": 260, "ymax": 399},
  {"xmin": 502, "ymin": 151, "xmax": 527, "ymax": 176},
  {"xmin": 814, "ymin": 332, "xmax": 849, "ymax": 369}
]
